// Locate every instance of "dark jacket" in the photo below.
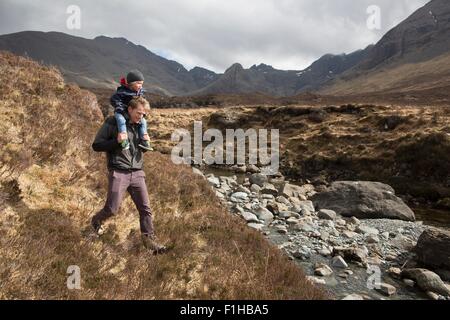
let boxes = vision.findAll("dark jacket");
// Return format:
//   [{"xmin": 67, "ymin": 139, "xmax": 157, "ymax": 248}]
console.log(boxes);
[
  {"xmin": 92, "ymin": 116, "xmax": 147, "ymax": 171},
  {"xmin": 110, "ymin": 85, "xmax": 145, "ymax": 115}
]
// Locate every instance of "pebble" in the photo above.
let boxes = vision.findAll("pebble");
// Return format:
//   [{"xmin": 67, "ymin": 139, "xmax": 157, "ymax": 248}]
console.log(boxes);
[
  {"xmin": 307, "ymin": 276, "xmax": 326, "ymax": 285},
  {"xmin": 286, "ymin": 217, "xmax": 299, "ymax": 225},
  {"xmin": 344, "ymin": 270, "xmax": 354, "ymax": 275},
  {"xmin": 250, "ymin": 184, "xmax": 262, "ymax": 193},
  {"xmin": 342, "ymin": 230, "xmax": 358, "ymax": 239},
  {"xmin": 342, "ymin": 294, "xmax": 364, "ymax": 300},
  {"xmin": 292, "ymin": 248, "xmax": 311, "ymax": 260},
  {"xmin": 279, "ymin": 211, "xmax": 293, "ymax": 219},
  {"xmin": 247, "ymin": 223, "xmax": 265, "ymax": 231},
  {"xmin": 231, "ymin": 192, "xmax": 248, "ymax": 200},
  {"xmin": 426, "ymin": 291, "xmax": 440, "ymax": 300},
  {"xmin": 314, "ymin": 264, "xmax": 334, "ymax": 277},
  {"xmin": 207, "ymin": 176, "xmax": 221, "ymax": 187},
  {"xmin": 318, "ymin": 209, "xmax": 337, "ymax": 221},
  {"xmin": 366, "ymin": 234, "xmax": 380, "ymax": 243},
  {"xmin": 387, "ymin": 267, "xmax": 402, "ymax": 279},
  {"xmin": 276, "ymin": 225, "xmax": 288, "ymax": 234},
  {"xmin": 356, "ymin": 225, "xmax": 379, "ymax": 235},
  {"xmin": 376, "ymin": 283, "xmax": 397, "ymax": 296},
  {"xmin": 319, "ymin": 248, "xmax": 332, "ymax": 257},
  {"xmin": 241, "ymin": 211, "xmax": 259, "ymax": 223},
  {"xmin": 331, "ymin": 256, "xmax": 349, "ymax": 269},
  {"xmin": 403, "ymin": 279, "xmax": 415, "ymax": 287}
]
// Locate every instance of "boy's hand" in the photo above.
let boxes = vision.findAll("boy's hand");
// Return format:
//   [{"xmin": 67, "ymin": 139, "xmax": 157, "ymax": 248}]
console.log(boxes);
[
  {"xmin": 142, "ymin": 133, "xmax": 150, "ymax": 141},
  {"xmin": 117, "ymin": 132, "xmax": 128, "ymax": 143}
]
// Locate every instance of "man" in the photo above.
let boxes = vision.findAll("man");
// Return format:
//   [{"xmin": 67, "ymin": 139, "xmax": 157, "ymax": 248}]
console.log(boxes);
[{"xmin": 91, "ymin": 96, "xmax": 167, "ymax": 254}]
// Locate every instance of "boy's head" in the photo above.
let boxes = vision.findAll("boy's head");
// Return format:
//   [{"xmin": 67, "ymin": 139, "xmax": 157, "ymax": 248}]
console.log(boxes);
[
  {"xmin": 128, "ymin": 96, "xmax": 150, "ymax": 124},
  {"xmin": 126, "ymin": 69, "xmax": 144, "ymax": 92}
]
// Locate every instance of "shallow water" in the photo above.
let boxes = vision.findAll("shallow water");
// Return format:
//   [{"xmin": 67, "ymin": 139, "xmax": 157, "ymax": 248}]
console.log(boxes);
[
  {"xmin": 266, "ymin": 230, "xmax": 429, "ymax": 300},
  {"xmin": 412, "ymin": 206, "xmax": 450, "ymax": 231},
  {"xmin": 202, "ymin": 166, "xmax": 247, "ymax": 183}
]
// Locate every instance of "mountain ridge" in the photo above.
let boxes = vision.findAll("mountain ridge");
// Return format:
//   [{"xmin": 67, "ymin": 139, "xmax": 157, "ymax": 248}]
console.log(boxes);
[
  {"xmin": 0, "ymin": 0, "xmax": 448, "ymax": 97},
  {"xmin": 322, "ymin": 0, "xmax": 450, "ymax": 95}
]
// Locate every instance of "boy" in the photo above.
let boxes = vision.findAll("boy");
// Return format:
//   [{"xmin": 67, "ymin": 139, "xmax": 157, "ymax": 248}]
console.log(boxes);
[{"xmin": 110, "ymin": 69, "xmax": 153, "ymax": 151}]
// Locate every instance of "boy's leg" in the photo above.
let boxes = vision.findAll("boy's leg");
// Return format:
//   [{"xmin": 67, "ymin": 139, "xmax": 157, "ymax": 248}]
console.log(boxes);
[
  {"xmin": 138, "ymin": 118, "xmax": 148, "ymax": 140},
  {"xmin": 114, "ymin": 112, "xmax": 127, "ymax": 134},
  {"xmin": 114, "ymin": 112, "xmax": 129, "ymax": 149},
  {"xmin": 138, "ymin": 118, "xmax": 153, "ymax": 151}
]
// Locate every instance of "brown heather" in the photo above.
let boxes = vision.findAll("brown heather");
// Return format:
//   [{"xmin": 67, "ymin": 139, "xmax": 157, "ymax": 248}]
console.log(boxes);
[{"xmin": 0, "ymin": 51, "xmax": 327, "ymax": 300}]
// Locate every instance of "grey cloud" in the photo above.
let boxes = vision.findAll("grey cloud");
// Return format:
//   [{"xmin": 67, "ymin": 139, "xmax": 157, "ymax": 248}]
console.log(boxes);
[{"xmin": 0, "ymin": 0, "xmax": 430, "ymax": 72}]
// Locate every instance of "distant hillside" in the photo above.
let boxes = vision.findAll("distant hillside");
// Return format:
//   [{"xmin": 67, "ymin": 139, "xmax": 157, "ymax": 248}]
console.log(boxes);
[
  {"xmin": 0, "ymin": 31, "xmax": 219, "ymax": 95},
  {"xmin": 322, "ymin": 0, "xmax": 450, "ymax": 95}
]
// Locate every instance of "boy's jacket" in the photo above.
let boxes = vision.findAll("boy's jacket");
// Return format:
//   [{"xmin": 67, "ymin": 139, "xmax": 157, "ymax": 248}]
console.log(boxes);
[{"xmin": 110, "ymin": 85, "xmax": 146, "ymax": 114}]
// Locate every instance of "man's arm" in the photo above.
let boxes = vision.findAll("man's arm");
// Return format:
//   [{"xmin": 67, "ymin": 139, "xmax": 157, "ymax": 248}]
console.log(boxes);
[{"xmin": 92, "ymin": 120, "xmax": 120, "ymax": 152}]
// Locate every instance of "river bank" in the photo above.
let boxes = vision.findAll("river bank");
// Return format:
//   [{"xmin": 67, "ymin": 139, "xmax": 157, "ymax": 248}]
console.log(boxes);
[{"xmin": 195, "ymin": 164, "xmax": 450, "ymax": 300}]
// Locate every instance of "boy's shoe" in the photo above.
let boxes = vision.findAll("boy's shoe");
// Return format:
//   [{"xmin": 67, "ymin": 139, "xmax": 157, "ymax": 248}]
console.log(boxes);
[
  {"xmin": 141, "ymin": 234, "xmax": 168, "ymax": 255},
  {"xmin": 138, "ymin": 140, "xmax": 154, "ymax": 151},
  {"xmin": 120, "ymin": 139, "xmax": 130, "ymax": 150}
]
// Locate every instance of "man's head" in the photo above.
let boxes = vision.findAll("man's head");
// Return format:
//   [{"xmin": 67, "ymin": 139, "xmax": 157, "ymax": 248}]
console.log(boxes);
[
  {"xmin": 128, "ymin": 97, "xmax": 150, "ymax": 124},
  {"xmin": 126, "ymin": 70, "xmax": 144, "ymax": 92}
]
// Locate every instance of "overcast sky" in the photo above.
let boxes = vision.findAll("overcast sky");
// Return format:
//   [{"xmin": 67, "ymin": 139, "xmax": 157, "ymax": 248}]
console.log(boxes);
[{"xmin": 0, "ymin": 0, "xmax": 429, "ymax": 73}]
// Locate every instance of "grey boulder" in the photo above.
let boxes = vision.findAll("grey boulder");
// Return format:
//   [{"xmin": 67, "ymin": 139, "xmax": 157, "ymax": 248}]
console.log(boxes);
[{"xmin": 311, "ymin": 181, "xmax": 415, "ymax": 221}]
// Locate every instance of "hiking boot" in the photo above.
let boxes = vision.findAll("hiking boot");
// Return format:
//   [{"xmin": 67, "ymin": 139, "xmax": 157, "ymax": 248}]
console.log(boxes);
[
  {"xmin": 91, "ymin": 219, "xmax": 105, "ymax": 236},
  {"xmin": 120, "ymin": 139, "xmax": 130, "ymax": 150},
  {"xmin": 138, "ymin": 140, "xmax": 154, "ymax": 151},
  {"xmin": 141, "ymin": 234, "xmax": 167, "ymax": 255}
]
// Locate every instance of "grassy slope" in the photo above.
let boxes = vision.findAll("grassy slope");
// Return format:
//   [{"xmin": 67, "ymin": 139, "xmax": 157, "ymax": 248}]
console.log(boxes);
[
  {"xmin": 0, "ymin": 52, "xmax": 326, "ymax": 299},
  {"xmin": 321, "ymin": 52, "xmax": 450, "ymax": 96}
]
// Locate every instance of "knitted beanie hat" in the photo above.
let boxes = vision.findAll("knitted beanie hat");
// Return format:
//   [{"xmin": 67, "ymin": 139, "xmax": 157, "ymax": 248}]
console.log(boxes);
[{"xmin": 126, "ymin": 69, "xmax": 144, "ymax": 83}]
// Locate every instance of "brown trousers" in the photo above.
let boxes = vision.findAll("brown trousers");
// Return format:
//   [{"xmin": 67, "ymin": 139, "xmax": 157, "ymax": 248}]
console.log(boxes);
[{"xmin": 92, "ymin": 169, "xmax": 154, "ymax": 235}]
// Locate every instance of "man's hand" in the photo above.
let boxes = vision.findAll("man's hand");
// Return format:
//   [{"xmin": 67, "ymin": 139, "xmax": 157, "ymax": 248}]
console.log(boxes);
[{"xmin": 117, "ymin": 132, "xmax": 128, "ymax": 143}]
